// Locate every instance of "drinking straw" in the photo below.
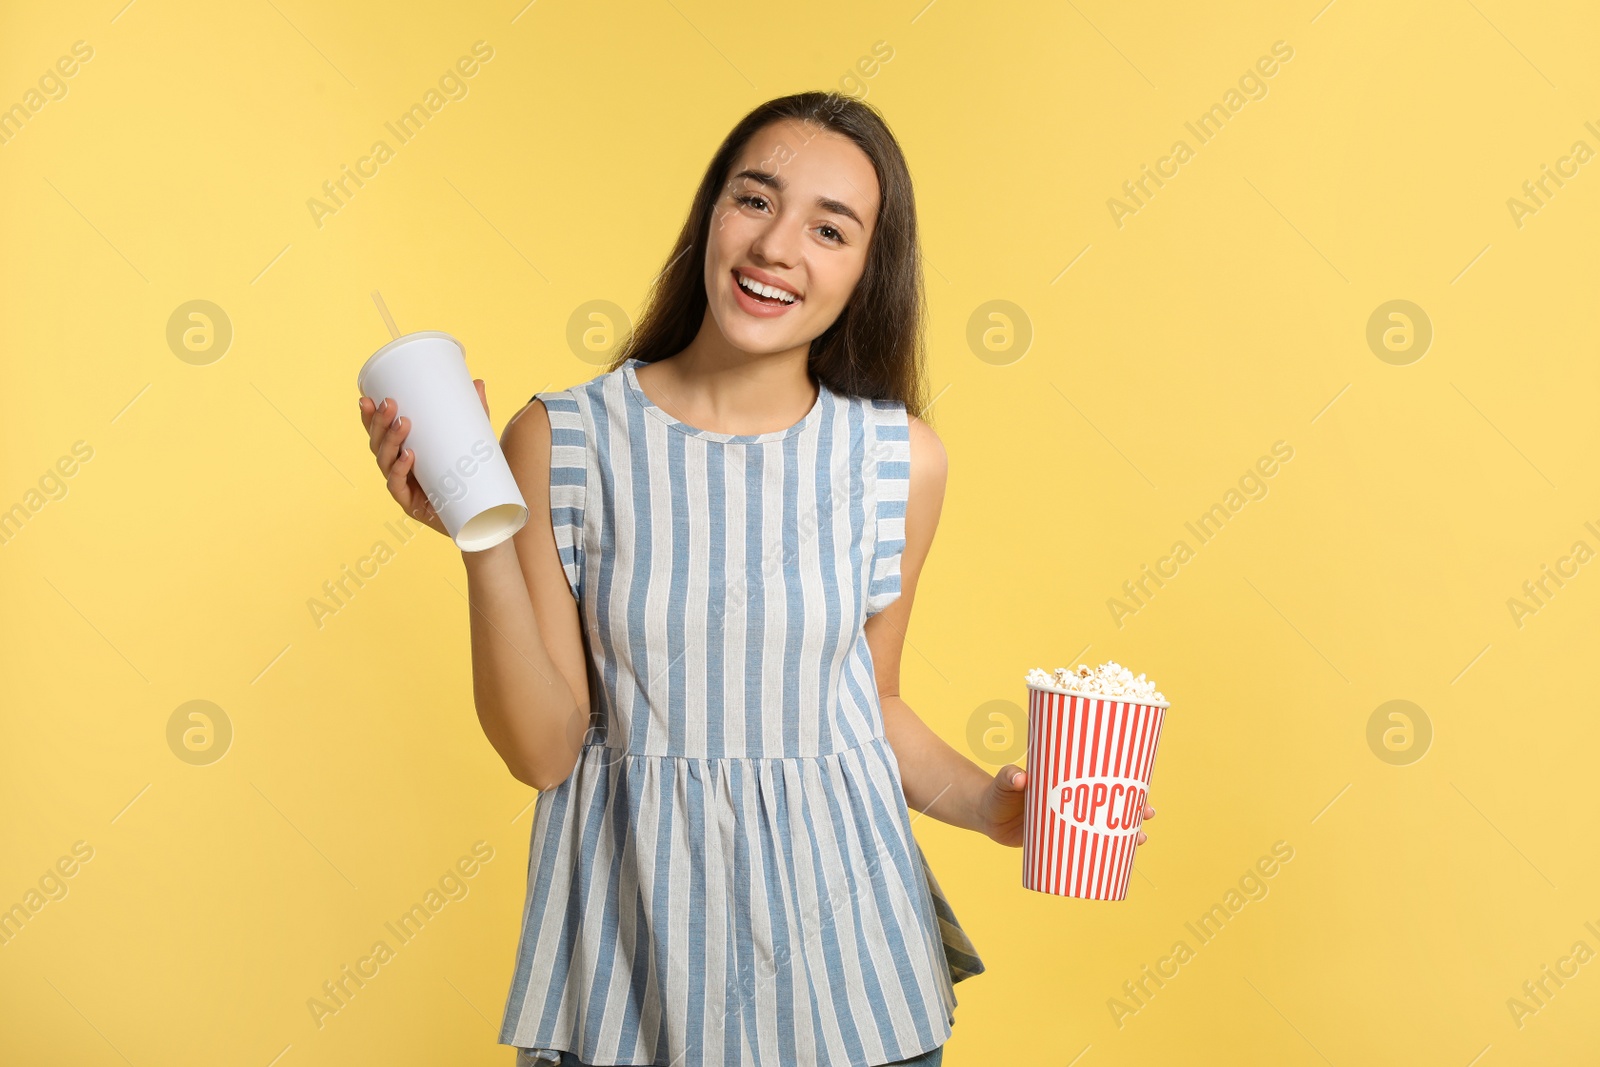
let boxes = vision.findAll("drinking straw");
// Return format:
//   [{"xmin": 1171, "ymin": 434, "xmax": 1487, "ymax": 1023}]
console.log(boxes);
[{"xmin": 371, "ymin": 290, "xmax": 401, "ymax": 340}]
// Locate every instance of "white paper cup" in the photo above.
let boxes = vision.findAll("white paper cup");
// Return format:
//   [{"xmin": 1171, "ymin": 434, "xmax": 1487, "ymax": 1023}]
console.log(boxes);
[
  {"xmin": 1022, "ymin": 684, "xmax": 1171, "ymax": 901},
  {"xmin": 357, "ymin": 331, "xmax": 528, "ymax": 552}
]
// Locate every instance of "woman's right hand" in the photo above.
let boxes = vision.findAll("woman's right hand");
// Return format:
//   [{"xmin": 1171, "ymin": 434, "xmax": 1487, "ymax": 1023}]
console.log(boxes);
[{"xmin": 359, "ymin": 379, "xmax": 491, "ymax": 538}]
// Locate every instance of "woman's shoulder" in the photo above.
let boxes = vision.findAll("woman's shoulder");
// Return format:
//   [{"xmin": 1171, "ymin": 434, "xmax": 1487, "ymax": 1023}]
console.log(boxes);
[
  {"xmin": 903, "ymin": 408, "xmax": 943, "ymax": 451},
  {"xmin": 854, "ymin": 395, "xmax": 946, "ymax": 493},
  {"xmin": 528, "ymin": 358, "xmax": 631, "ymax": 410},
  {"xmin": 845, "ymin": 393, "xmax": 935, "ymax": 442},
  {"xmin": 906, "ymin": 413, "xmax": 948, "ymax": 493},
  {"xmin": 503, "ymin": 361, "xmax": 630, "ymax": 466}
]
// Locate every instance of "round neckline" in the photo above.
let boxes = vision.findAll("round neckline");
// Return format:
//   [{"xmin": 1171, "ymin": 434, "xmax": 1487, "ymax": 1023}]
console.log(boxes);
[{"xmin": 622, "ymin": 357, "xmax": 827, "ymax": 444}]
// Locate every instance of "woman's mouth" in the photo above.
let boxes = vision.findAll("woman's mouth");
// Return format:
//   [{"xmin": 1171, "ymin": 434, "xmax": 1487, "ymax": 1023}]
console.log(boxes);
[{"xmin": 731, "ymin": 268, "xmax": 800, "ymax": 316}]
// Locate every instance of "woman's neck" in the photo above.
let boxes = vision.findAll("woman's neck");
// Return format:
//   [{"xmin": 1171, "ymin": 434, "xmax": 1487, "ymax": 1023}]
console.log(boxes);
[{"xmin": 638, "ymin": 332, "xmax": 818, "ymax": 436}]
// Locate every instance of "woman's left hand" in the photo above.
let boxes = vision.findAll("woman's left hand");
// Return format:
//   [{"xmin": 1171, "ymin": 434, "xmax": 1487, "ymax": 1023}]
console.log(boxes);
[{"xmin": 979, "ymin": 765, "xmax": 1157, "ymax": 848}]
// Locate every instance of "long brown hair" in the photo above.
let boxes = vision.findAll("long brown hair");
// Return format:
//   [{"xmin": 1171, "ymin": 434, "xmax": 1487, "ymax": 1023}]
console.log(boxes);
[{"xmin": 608, "ymin": 91, "xmax": 930, "ymax": 419}]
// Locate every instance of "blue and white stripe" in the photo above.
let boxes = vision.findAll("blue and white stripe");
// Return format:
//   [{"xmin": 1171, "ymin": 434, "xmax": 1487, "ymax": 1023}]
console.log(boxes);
[{"xmin": 498, "ymin": 358, "xmax": 958, "ymax": 1065}]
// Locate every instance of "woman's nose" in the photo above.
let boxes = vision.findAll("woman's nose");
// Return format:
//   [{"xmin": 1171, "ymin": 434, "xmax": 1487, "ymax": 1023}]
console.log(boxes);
[{"xmin": 748, "ymin": 214, "xmax": 802, "ymax": 267}]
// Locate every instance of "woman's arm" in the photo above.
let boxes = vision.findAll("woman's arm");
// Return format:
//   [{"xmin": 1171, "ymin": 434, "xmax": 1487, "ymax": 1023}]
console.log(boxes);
[
  {"xmin": 460, "ymin": 397, "xmax": 592, "ymax": 790},
  {"xmin": 866, "ymin": 415, "xmax": 1008, "ymax": 840},
  {"xmin": 868, "ymin": 414, "xmax": 1155, "ymax": 848}
]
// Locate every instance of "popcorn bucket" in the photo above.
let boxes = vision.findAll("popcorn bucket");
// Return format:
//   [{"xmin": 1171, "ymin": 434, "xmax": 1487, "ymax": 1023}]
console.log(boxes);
[{"xmin": 1022, "ymin": 683, "xmax": 1170, "ymax": 900}]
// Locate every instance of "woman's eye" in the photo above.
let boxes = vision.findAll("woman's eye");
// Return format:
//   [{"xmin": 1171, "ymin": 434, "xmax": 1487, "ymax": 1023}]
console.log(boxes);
[{"xmin": 733, "ymin": 194, "xmax": 844, "ymax": 244}]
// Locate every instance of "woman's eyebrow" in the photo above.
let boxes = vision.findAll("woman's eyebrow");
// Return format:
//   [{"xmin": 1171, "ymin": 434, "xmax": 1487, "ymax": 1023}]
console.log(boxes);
[{"xmin": 732, "ymin": 168, "xmax": 864, "ymax": 228}]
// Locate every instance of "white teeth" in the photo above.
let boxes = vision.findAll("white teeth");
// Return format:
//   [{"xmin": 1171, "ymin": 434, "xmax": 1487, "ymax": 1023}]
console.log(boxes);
[{"xmin": 736, "ymin": 271, "xmax": 797, "ymax": 304}]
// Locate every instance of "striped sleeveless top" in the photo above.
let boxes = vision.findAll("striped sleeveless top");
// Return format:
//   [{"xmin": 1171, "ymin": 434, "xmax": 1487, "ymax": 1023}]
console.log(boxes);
[{"xmin": 497, "ymin": 357, "xmax": 982, "ymax": 1066}]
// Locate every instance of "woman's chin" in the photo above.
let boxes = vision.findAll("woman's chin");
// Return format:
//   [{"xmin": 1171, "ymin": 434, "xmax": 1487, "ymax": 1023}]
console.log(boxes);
[{"xmin": 715, "ymin": 317, "xmax": 808, "ymax": 356}]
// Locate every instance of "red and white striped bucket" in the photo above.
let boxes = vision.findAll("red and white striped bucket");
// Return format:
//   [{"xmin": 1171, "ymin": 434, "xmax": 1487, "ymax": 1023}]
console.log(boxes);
[{"xmin": 1022, "ymin": 684, "xmax": 1170, "ymax": 900}]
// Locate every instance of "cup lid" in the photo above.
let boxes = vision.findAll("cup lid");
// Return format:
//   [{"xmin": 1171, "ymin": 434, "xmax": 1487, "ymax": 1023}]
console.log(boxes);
[{"xmin": 357, "ymin": 330, "xmax": 463, "ymax": 392}]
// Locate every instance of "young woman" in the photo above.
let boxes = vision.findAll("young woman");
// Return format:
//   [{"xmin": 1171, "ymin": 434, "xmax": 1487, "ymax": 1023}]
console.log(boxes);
[{"xmin": 360, "ymin": 91, "xmax": 1154, "ymax": 1067}]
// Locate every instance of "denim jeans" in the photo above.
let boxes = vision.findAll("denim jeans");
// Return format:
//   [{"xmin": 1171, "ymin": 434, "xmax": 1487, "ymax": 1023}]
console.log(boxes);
[{"xmin": 515, "ymin": 1045, "xmax": 945, "ymax": 1066}]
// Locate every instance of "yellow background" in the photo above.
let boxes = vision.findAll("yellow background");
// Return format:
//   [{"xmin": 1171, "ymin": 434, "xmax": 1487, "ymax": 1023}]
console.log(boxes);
[{"xmin": 3, "ymin": 0, "xmax": 1597, "ymax": 1063}]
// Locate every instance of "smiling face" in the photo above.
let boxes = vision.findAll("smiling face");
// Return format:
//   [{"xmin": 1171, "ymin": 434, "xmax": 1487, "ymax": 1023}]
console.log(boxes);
[{"xmin": 702, "ymin": 119, "xmax": 881, "ymax": 358}]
